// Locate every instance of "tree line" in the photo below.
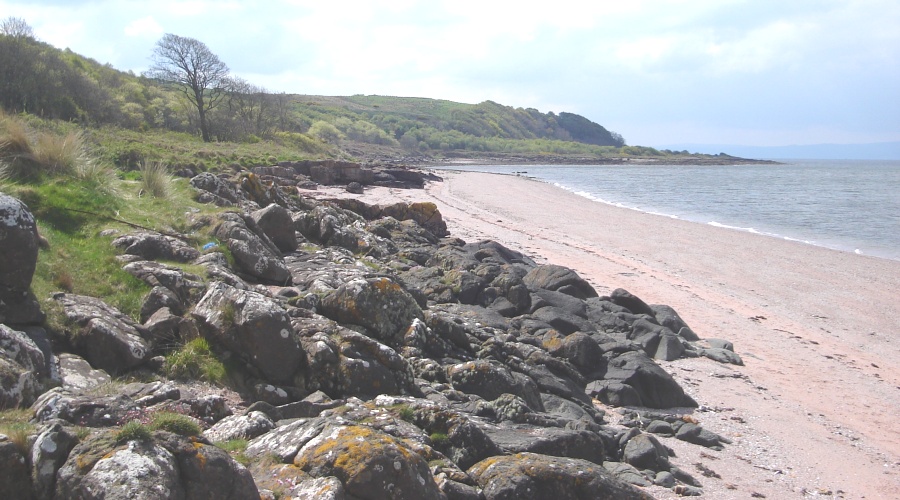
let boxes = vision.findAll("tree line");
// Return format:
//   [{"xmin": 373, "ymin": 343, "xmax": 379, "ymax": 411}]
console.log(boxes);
[{"xmin": 1, "ymin": 17, "xmax": 637, "ymax": 156}]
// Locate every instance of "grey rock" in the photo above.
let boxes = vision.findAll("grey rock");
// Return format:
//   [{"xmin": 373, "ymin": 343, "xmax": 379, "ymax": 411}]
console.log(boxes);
[
  {"xmin": 250, "ymin": 203, "xmax": 298, "ymax": 253},
  {"xmin": 59, "ymin": 353, "xmax": 111, "ymax": 391},
  {"xmin": 609, "ymin": 288, "xmax": 655, "ymax": 316},
  {"xmin": 0, "ymin": 324, "xmax": 46, "ymax": 408},
  {"xmin": 446, "ymin": 360, "xmax": 543, "ymax": 412},
  {"xmin": 320, "ymin": 276, "xmax": 423, "ymax": 346},
  {"xmin": 215, "ymin": 213, "xmax": 290, "ymax": 285},
  {"xmin": 523, "ymin": 264, "xmax": 598, "ymax": 300},
  {"xmin": 469, "ymin": 452, "xmax": 652, "ymax": 500},
  {"xmin": 623, "ymin": 433, "xmax": 670, "ymax": 471},
  {"xmin": 30, "ymin": 421, "xmax": 79, "ymax": 500},
  {"xmin": 0, "ymin": 437, "xmax": 33, "ymax": 499},
  {"xmin": 292, "ymin": 424, "xmax": 444, "ymax": 500},
  {"xmin": 192, "ymin": 282, "xmax": 304, "ymax": 384},
  {"xmin": 602, "ymin": 351, "xmax": 697, "ymax": 408},
  {"xmin": 111, "ymin": 232, "xmax": 199, "ymax": 262}
]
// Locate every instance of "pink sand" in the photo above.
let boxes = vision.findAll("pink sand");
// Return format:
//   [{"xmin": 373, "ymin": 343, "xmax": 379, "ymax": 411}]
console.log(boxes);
[{"xmin": 310, "ymin": 170, "xmax": 900, "ymax": 499}]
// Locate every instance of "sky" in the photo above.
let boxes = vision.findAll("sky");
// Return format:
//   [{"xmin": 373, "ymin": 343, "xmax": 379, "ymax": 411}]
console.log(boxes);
[{"xmin": 3, "ymin": 0, "xmax": 899, "ymax": 148}]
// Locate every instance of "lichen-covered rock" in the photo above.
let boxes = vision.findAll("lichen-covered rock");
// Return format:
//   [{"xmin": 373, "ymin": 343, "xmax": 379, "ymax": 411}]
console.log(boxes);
[
  {"xmin": 468, "ymin": 452, "xmax": 653, "ymax": 500},
  {"xmin": 0, "ymin": 192, "xmax": 43, "ymax": 325},
  {"xmin": 192, "ymin": 282, "xmax": 304, "ymax": 385},
  {"xmin": 379, "ymin": 201, "xmax": 449, "ymax": 237},
  {"xmin": 203, "ymin": 411, "xmax": 274, "ymax": 443},
  {"xmin": 112, "ymin": 232, "xmax": 200, "ymax": 263},
  {"xmin": 191, "ymin": 172, "xmax": 242, "ymax": 206},
  {"xmin": 0, "ymin": 324, "xmax": 46, "ymax": 408},
  {"xmin": 320, "ymin": 277, "xmax": 424, "ymax": 346},
  {"xmin": 53, "ymin": 293, "xmax": 150, "ymax": 375},
  {"xmin": 0, "ymin": 192, "xmax": 39, "ymax": 291},
  {"xmin": 214, "ymin": 212, "xmax": 290, "ymax": 285},
  {"xmin": 30, "ymin": 421, "xmax": 79, "ymax": 500},
  {"xmin": 0, "ymin": 435, "xmax": 33, "ymax": 499},
  {"xmin": 56, "ymin": 432, "xmax": 258, "ymax": 500},
  {"xmin": 446, "ymin": 360, "xmax": 544, "ymax": 412},
  {"xmin": 55, "ymin": 438, "xmax": 184, "ymax": 499},
  {"xmin": 293, "ymin": 424, "xmax": 443, "ymax": 500},
  {"xmin": 58, "ymin": 353, "xmax": 111, "ymax": 391},
  {"xmin": 123, "ymin": 260, "xmax": 206, "ymax": 307}
]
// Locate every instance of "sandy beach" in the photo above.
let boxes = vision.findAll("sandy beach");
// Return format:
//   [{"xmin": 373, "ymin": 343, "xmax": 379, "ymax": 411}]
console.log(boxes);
[{"xmin": 312, "ymin": 169, "xmax": 900, "ymax": 499}]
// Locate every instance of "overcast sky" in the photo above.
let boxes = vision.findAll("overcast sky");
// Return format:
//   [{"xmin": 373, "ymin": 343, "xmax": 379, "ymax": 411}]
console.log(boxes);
[{"xmin": 3, "ymin": 0, "xmax": 899, "ymax": 147}]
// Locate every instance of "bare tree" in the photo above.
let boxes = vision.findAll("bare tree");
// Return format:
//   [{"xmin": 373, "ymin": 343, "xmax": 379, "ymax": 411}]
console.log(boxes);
[
  {"xmin": 0, "ymin": 17, "xmax": 35, "ymax": 39},
  {"xmin": 146, "ymin": 33, "xmax": 229, "ymax": 142}
]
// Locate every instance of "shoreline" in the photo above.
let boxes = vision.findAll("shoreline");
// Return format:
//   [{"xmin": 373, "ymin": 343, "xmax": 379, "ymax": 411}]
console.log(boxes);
[
  {"xmin": 425, "ymin": 164, "xmax": 900, "ymax": 263},
  {"xmin": 312, "ymin": 170, "xmax": 900, "ymax": 499}
]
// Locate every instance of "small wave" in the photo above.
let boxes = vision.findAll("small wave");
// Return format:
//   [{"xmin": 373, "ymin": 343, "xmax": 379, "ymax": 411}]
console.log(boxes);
[
  {"xmin": 708, "ymin": 221, "xmax": 761, "ymax": 234},
  {"xmin": 555, "ymin": 183, "xmax": 680, "ymax": 217}
]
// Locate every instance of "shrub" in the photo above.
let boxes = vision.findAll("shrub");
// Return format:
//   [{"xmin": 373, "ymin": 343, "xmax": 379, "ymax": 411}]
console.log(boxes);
[
  {"xmin": 149, "ymin": 411, "xmax": 201, "ymax": 437},
  {"xmin": 116, "ymin": 421, "xmax": 152, "ymax": 443},
  {"xmin": 138, "ymin": 159, "xmax": 171, "ymax": 198},
  {"xmin": 429, "ymin": 432, "xmax": 449, "ymax": 447}
]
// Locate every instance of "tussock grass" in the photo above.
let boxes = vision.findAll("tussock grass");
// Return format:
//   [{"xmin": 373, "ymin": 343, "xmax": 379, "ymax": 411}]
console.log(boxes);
[
  {"xmin": 148, "ymin": 411, "xmax": 201, "ymax": 437},
  {"xmin": 138, "ymin": 159, "xmax": 171, "ymax": 198},
  {"xmin": 116, "ymin": 421, "xmax": 151, "ymax": 443},
  {"xmin": 0, "ymin": 408, "xmax": 37, "ymax": 455},
  {"xmin": 164, "ymin": 337, "xmax": 226, "ymax": 383}
]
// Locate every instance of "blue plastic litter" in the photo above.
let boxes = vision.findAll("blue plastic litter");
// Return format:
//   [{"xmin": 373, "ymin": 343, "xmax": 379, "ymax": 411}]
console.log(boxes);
[{"xmin": 202, "ymin": 242, "xmax": 218, "ymax": 250}]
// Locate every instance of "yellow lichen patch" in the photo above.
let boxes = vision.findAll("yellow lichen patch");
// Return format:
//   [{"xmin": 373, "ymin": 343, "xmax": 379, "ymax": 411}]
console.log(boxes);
[{"xmin": 372, "ymin": 277, "xmax": 401, "ymax": 293}]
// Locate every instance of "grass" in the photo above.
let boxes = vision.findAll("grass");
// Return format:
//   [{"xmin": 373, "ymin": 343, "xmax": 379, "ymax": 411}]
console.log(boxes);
[
  {"xmin": 0, "ymin": 408, "xmax": 35, "ymax": 454},
  {"xmin": 164, "ymin": 337, "xmax": 227, "ymax": 383},
  {"xmin": 215, "ymin": 438, "xmax": 251, "ymax": 466},
  {"xmin": 138, "ymin": 159, "xmax": 172, "ymax": 198},
  {"xmin": 148, "ymin": 411, "xmax": 201, "ymax": 437},
  {"xmin": 116, "ymin": 421, "xmax": 151, "ymax": 443}
]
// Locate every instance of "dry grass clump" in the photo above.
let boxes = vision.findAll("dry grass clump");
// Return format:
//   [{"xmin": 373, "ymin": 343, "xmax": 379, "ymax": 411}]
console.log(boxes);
[
  {"xmin": 0, "ymin": 111, "xmax": 115, "ymax": 188},
  {"xmin": 138, "ymin": 159, "xmax": 172, "ymax": 198}
]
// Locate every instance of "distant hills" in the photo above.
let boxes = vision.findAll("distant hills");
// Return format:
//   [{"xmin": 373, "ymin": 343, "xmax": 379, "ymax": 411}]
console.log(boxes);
[{"xmin": 658, "ymin": 142, "xmax": 900, "ymax": 161}]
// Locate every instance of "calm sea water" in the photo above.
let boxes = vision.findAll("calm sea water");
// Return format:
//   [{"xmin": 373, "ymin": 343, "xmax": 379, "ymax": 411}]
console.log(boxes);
[{"xmin": 435, "ymin": 160, "xmax": 900, "ymax": 261}]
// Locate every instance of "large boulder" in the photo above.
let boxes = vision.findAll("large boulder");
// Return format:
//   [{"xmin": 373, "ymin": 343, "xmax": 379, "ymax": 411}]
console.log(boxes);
[
  {"xmin": 190, "ymin": 172, "xmax": 242, "ymax": 206},
  {"xmin": 0, "ymin": 436, "xmax": 32, "ymax": 499},
  {"xmin": 0, "ymin": 324, "xmax": 47, "ymax": 408},
  {"xmin": 446, "ymin": 360, "xmax": 544, "ymax": 412},
  {"xmin": 293, "ymin": 424, "xmax": 443, "ymax": 500},
  {"xmin": 484, "ymin": 426, "xmax": 607, "ymax": 465},
  {"xmin": 214, "ymin": 213, "xmax": 290, "ymax": 285},
  {"xmin": 523, "ymin": 264, "xmax": 598, "ymax": 300},
  {"xmin": 52, "ymin": 293, "xmax": 150, "ymax": 375},
  {"xmin": 468, "ymin": 452, "xmax": 653, "ymax": 500},
  {"xmin": 379, "ymin": 201, "xmax": 448, "ymax": 237},
  {"xmin": 320, "ymin": 277, "xmax": 424, "ymax": 346},
  {"xmin": 0, "ymin": 192, "xmax": 43, "ymax": 325},
  {"xmin": 30, "ymin": 422, "xmax": 79, "ymax": 500},
  {"xmin": 599, "ymin": 351, "xmax": 697, "ymax": 409},
  {"xmin": 55, "ymin": 432, "xmax": 258, "ymax": 499},
  {"xmin": 192, "ymin": 282, "xmax": 304, "ymax": 385},
  {"xmin": 250, "ymin": 203, "xmax": 297, "ymax": 253},
  {"xmin": 111, "ymin": 232, "xmax": 200, "ymax": 263}
]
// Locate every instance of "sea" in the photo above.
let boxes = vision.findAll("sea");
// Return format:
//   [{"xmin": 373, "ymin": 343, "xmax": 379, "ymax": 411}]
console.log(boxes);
[{"xmin": 435, "ymin": 159, "xmax": 900, "ymax": 261}]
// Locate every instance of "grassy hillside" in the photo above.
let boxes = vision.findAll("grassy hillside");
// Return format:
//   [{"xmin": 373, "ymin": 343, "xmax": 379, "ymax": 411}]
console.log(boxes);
[{"xmin": 0, "ymin": 25, "xmax": 749, "ymax": 168}]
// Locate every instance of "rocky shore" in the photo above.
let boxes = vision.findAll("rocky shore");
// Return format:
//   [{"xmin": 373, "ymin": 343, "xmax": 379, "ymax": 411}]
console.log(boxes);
[{"xmin": 0, "ymin": 163, "xmax": 798, "ymax": 499}]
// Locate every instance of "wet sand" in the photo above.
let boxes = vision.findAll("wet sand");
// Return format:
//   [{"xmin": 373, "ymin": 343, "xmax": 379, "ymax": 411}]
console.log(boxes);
[{"xmin": 311, "ymin": 170, "xmax": 900, "ymax": 499}]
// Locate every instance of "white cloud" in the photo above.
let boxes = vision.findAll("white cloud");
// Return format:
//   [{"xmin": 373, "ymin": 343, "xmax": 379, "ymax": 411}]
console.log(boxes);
[{"xmin": 123, "ymin": 16, "xmax": 163, "ymax": 38}]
